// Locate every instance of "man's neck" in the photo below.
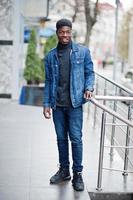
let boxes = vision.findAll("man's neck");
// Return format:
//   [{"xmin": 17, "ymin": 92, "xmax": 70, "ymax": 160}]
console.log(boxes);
[{"xmin": 57, "ymin": 41, "xmax": 72, "ymax": 50}]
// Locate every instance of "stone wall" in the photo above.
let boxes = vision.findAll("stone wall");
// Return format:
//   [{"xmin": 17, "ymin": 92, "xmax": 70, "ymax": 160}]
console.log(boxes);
[{"xmin": 0, "ymin": 0, "xmax": 13, "ymax": 94}]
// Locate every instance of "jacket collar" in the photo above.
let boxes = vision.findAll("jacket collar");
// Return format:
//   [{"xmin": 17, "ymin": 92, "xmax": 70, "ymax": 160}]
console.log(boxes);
[{"xmin": 71, "ymin": 42, "xmax": 79, "ymax": 52}]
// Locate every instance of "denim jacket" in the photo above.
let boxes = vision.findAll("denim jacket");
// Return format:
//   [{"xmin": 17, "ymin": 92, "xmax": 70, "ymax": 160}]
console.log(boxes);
[{"xmin": 43, "ymin": 42, "xmax": 95, "ymax": 109}]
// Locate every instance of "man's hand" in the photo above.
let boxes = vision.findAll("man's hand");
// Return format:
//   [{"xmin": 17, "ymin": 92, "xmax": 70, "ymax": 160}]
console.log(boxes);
[
  {"xmin": 43, "ymin": 107, "xmax": 51, "ymax": 119},
  {"xmin": 84, "ymin": 90, "xmax": 93, "ymax": 100}
]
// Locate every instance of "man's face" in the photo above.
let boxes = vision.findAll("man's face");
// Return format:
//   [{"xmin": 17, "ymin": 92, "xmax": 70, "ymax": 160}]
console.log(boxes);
[{"xmin": 57, "ymin": 26, "xmax": 72, "ymax": 44}]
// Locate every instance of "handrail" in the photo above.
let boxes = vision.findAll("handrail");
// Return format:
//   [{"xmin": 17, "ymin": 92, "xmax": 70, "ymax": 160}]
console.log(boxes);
[
  {"xmin": 95, "ymin": 71, "xmax": 133, "ymax": 96},
  {"xmin": 93, "ymin": 72, "xmax": 133, "ymax": 190},
  {"xmin": 95, "ymin": 95, "xmax": 133, "ymax": 101},
  {"xmin": 90, "ymin": 97, "xmax": 133, "ymax": 128},
  {"xmin": 90, "ymin": 96, "xmax": 133, "ymax": 191}
]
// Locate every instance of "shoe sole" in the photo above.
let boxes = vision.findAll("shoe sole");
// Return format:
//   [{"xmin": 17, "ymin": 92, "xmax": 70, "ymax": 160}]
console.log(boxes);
[
  {"xmin": 72, "ymin": 185, "xmax": 84, "ymax": 191},
  {"xmin": 50, "ymin": 176, "xmax": 71, "ymax": 184}
]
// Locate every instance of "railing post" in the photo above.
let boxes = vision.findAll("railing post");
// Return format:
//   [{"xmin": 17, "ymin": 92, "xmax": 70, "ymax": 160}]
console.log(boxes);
[
  {"xmin": 93, "ymin": 78, "xmax": 99, "ymax": 128},
  {"xmin": 96, "ymin": 111, "xmax": 106, "ymax": 191},
  {"xmin": 110, "ymin": 87, "xmax": 118, "ymax": 156},
  {"xmin": 123, "ymin": 103, "xmax": 133, "ymax": 175},
  {"xmin": 93, "ymin": 78, "xmax": 107, "ymax": 128},
  {"xmin": 103, "ymin": 80, "xmax": 107, "ymax": 105}
]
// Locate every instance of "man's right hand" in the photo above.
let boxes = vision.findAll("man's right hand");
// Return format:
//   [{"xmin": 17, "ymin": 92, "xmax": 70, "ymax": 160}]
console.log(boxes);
[{"xmin": 43, "ymin": 107, "xmax": 51, "ymax": 119}]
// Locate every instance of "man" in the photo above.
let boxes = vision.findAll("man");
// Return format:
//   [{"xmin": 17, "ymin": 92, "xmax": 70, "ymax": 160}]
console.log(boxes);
[{"xmin": 43, "ymin": 18, "xmax": 95, "ymax": 191}]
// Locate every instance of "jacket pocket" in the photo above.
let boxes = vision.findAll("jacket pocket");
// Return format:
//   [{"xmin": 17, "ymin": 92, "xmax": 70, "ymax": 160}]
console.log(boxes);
[{"xmin": 73, "ymin": 58, "xmax": 84, "ymax": 65}]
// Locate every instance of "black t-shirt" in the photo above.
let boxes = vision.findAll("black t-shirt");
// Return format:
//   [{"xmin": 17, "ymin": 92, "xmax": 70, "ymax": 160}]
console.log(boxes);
[{"xmin": 56, "ymin": 42, "xmax": 72, "ymax": 107}]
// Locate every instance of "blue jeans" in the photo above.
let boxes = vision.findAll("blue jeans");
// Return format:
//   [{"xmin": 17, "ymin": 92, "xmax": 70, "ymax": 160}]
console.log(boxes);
[{"xmin": 52, "ymin": 106, "xmax": 83, "ymax": 173}]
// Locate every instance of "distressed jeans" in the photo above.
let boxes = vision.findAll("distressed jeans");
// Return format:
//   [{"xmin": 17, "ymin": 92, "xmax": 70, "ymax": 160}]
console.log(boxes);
[{"xmin": 52, "ymin": 106, "xmax": 83, "ymax": 172}]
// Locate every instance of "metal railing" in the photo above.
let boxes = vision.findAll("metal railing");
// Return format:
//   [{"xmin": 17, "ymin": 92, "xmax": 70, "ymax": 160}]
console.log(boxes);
[
  {"xmin": 90, "ymin": 95, "xmax": 133, "ymax": 191},
  {"xmin": 95, "ymin": 73, "xmax": 132, "ymax": 153},
  {"xmin": 95, "ymin": 71, "xmax": 133, "ymax": 96},
  {"xmin": 90, "ymin": 71, "xmax": 133, "ymax": 190}
]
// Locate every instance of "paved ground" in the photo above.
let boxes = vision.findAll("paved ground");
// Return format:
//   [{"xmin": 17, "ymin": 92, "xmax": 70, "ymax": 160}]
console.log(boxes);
[{"xmin": 0, "ymin": 99, "xmax": 133, "ymax": 200}]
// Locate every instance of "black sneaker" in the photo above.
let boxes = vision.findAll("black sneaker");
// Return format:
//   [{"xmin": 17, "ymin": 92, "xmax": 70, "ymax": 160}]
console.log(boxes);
[
  {"xmin": 50, "ymin": 168, "xmax": 71, "ymax": 184},
  {"xmin": 72, "ymin": 172, "xmax": 84, "ymax": 191}
]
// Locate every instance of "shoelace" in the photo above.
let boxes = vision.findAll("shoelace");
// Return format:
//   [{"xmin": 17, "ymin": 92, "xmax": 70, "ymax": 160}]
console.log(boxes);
[
  {"xmin": 55, "ymin": 168, "xmax": 66, "ymax": 176},
  {"xmin": 55, "ymin": 169, "xmax": 62, "ymax": 176},
  {"xmin": 75, "ymin": 173, "xmax": 83, "ymax": 183}
]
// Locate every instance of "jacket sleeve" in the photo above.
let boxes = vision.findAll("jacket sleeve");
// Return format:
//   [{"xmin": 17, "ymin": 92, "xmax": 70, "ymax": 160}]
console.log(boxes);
[
  {"xmin": 43, "ymin": 55, "xmax": 51, "ymax": 107},
  {"xmin": 84, "ymin": 48, "xmax": 95, "ymax": 92}
]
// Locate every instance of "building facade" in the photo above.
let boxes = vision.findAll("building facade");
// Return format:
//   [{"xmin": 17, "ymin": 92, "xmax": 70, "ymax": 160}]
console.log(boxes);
[
  {"xmin": 128, "ymin": 19, "xmax": 133, "ymax": 67},
  {"xmin": 0, "ymin": 0, "xmax": 48, "ymax": 99},
  {"xmin": 0, "ymin": 0, "xmax": 14, "ymax": 96}
]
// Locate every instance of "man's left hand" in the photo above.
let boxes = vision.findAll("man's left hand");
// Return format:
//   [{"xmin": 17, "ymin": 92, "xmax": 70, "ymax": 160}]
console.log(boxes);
[{"xmin": 84, "ymin": 90, "xmax": 93, "ymax": 100}]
